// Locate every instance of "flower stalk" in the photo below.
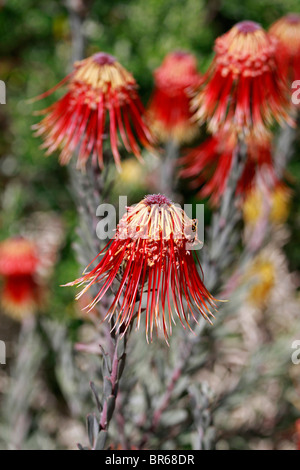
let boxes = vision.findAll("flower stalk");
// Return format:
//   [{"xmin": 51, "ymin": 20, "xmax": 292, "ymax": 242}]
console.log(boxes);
[{"xmin": 66, "ymin": 0, "xmax": 133, "ymax": 448}]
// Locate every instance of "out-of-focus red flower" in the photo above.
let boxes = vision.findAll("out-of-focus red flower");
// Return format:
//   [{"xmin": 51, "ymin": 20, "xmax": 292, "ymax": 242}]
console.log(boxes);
[
  {"xmin": 1, "ymin": 275, "xmax": 42, "ymax": 320},
  {"xmin": 0, "ymin": 237, "xmax": 38, "ymax": 276},
  {"xmin": 192, "ymin": 21, "xmax": 292, "ymax": 139},
  {"xmin": 147, "ymin": 51, "xmax": 202, "ymax": 144},
  {"xmin": 33, "ymin": 52, "xmax": 154, "ymax": 171},
  {"xmin": 0, "ymin": 238, "xmax": 42, "ymax": 319},
  {"xmin": 269, "ymin": 13, "xmax": 300, "ymax": 84},
  {"xmin": 67, "ymin": 194, "xmax": 217, "ymax": 343},
  {"xmin": 180, "ymin": 132, "xmax": 277, "ymax": 206}
]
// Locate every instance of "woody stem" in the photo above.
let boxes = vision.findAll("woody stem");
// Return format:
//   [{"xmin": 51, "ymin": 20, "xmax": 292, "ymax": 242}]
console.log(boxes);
[{"xmin": 159, "ymin": 139, "xmax": 179, "ymax": 199}]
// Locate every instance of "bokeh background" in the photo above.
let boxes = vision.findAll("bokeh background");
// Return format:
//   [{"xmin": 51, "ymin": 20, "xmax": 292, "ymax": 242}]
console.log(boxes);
[{"xmin": 0, "ymin": 0, "xmax": 300, "ymax": 450}]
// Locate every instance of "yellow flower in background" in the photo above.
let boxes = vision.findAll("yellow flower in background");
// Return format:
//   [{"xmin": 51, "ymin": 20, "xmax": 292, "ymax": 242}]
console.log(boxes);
[
  {"xmin": 114, "ymin": 157, "xmax": 149, "ymax": 198},
  {"xmin": 243, "ymin": 185, "xmax": 291, "ymax": 227},
  {"xmin": 270, "ymin": 185, "xmax": 291, "ymax": 225},
  {"xmin": 242, "ymin": 189, "xmax": 264, "ymax": 226},
  {"xmin": 246, "ymin": 257, "xmax": 276, "ymax": 308},
  {"xmin": 119, "ymin": 158, "xmax": 144, "ymax": 186}
]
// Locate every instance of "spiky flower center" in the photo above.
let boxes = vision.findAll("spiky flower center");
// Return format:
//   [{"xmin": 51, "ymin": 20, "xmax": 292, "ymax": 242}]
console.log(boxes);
[
  {"xmin": 144, "ymin": 194, "xmax": 172, "ymax": 206},
  {"xmin": 72, "ymin": 53, "xmax": 136, "ymax": 97},
  {"xmin": 286, "ymin": 13, "xmax": 300, "ymax": 25},
  {"xmin": 115, "ymin": 196, "xmax": 201, "ymax": 266},
  {"xmin": 215, "ymin": 21, "xmax": 276, "ymax": 77},
  {"xmin": 92, "ymin": 52, "xmax": 117, "ymax": 66},
  {"xmin": 236, "ymin": 20, "xmax": 261, "ymax": 33}
]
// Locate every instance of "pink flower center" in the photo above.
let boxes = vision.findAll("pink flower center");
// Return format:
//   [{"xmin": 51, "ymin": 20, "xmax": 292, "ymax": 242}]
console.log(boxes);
[
  {"xmin": 236, "ymin": 20, "xmax": 261, "ymax": 33},
  {"xmin": 144, "ymin": 194, "xmax": 172, "ymax": 206},
  {"xmin": 93, "ymin": 52, "xmax": 116, "ymax": 66},
  {"xmin": 170, "ymin": 50, "xmax": 190, "ymax": 60},
  {"xmin": 286, "ymin": 13, "xmax": 300, "ymax": 25}
]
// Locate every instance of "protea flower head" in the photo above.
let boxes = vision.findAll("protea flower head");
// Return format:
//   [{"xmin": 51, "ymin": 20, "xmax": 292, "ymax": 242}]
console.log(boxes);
[
  {"xmin": 147, "ymin": 51, "xmax": 202, "ymax": 144},
  {"xmin": 67, "ymin": 194, "xmax": 217, "ymax": 343},
  {"xmin": 0, "ymin": 238, "xmax": 41, "ymax": 319},
  {"xmin": 33, "ymin": 52, "xmax": 154, "ymax": 171},
  {"xmin": 179, "ymin": 131, "xmax": 277, "ymax": 206},
  {"xmin": 269, "ymin": 14, "xmax": 300, "ymax": 83},
  {"xmin": 192, "ymin": 21, "xmax": 293, "ymax": 139}
]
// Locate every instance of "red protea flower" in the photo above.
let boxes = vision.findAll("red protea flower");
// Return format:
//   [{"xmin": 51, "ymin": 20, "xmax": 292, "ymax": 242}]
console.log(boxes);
[
  {"xmin": 1, "ymin": 275, "xmax": 42, "ymax": 319},
  {"xmin": 67, "ymin": 194, "xmax": 217, "ymax": 343},
  {"xmin": 0, "ymin": 238, "xmax": 41, "ymax": 319},
  {"xmin": 192, "ymin": 21, "xmax": 292, "ymax": 139},
  {"xmin": 32, "ymin": 52, "xmax": 154, "ymax": 171},
  {"xmin": 147, "ymin": 51, "xmax": 202, "ymax": 144},
  {"xmin": 269, "ymin": 14, "xmax": 300, "ymax": 83},
  {"xmin": 0, "ymin": 237, "xmax": 38, "ymax": 276},
  {"xmin": 180, "ymin": 131, "xmax": 277, "ymax": 206}
]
